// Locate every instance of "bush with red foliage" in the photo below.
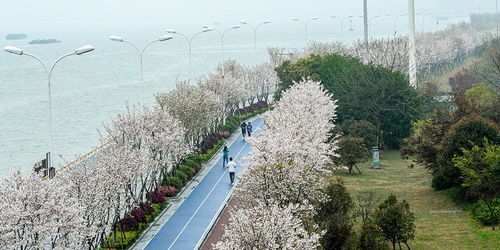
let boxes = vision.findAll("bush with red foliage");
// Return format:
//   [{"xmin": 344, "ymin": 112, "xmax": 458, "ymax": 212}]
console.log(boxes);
[
  {"xmin": 159, "ymin": 185, "xmax": 178, "ymax": 197},
  {"xmin": 140, "ymin": 202, "xmax": 154, "ymax": 215},
  {"xmin": 131, "ymin": 208, "xmax": 147, "ymax": 223},
  {"xmin": 147, "ymin": 191, "xmax": 165, "ymax": 204},
  {"xmin": 116, "ymin": 216, "xmax": 139, "ymax": 231}
]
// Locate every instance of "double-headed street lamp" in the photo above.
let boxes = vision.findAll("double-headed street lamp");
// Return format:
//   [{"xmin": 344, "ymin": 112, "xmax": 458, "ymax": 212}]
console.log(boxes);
[
  {"xmin": 3, "ymin": 45, "xmax": 95, "ymax": 174},
  {"xmin": 239, "ymin": 20, "xmax": 271, "ymax": 55},
  {"xmin": 166, "ymin": 27, "xmax": 214, "ymax": 71},
  {"xmin": 203, "ymin": 25, "xmax": 241, "ymax": 60},
  {"xmin": 292, "ymin": 17, "xmax": 319, "ymax": 43},
  {"xmin": 330, "ymin": 15, "xmax": 354, "ymax": 41},
  {"xmin": 109, "ymin": 35, "xmax": 173, "ymax": 107}
]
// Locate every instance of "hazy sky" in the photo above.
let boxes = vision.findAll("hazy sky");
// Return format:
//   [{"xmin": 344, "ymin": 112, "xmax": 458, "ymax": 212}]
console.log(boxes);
[{"xmin": 1, "ymin": 0, "xmax": 496, "ymax": 23}]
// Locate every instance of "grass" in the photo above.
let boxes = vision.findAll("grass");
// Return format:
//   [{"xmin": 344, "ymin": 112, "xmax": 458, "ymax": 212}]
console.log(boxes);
[{"xmin": 333, "ymin": 150, "xmax": 500, "ymax": 250}]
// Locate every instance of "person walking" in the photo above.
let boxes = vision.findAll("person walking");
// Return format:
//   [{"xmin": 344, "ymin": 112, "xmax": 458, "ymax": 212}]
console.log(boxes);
[
  {"xmin": 226, "ymin": 157, "xmax": 237, "ymax": 184},
  {"xmin": 222, "ymin": 146, "xmax": 229, "ymax": 168},
  {"xmin": 246, "ymin": 122, "xmax": 253, "ymax": 137},
  {"xmin": 240, "ymin": 122, "xmax": 247, "ymax": 138}
]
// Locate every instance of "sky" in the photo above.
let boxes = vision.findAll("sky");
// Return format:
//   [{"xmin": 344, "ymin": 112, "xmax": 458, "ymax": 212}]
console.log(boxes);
[{"xmin": 0, "ymin": 0, "xmax": 497, "ymax": 30}]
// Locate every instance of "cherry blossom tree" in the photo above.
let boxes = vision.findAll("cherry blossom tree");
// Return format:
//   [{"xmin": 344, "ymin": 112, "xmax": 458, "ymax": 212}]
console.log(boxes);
[
  {"xmin": 214, "ymin": 201, "xmax": 322, "ymax": 250},
  {"xmin": 247, "ymin": 62, "xmax": 279, "ymax": 104},
  {"xmin": 156, "ymin": 81, "xmax": 221, "ymax": 147},
  {"xmin": 218, "ymin": 79, "xmax": 337, "ymax": 248},
  {"xmin": 0, "ymin": 170, "xmax": 89, "ymax": 249}
]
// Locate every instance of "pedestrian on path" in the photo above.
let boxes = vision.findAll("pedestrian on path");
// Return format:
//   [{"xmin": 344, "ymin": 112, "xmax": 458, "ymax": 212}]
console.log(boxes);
[
  {"xmin": 247, "ymin": 122, "xmax": 253, "ymax": 137},
  {"xmin": 226, "ymin": 157, "xmax": 237, "ymax": 184},
  {"xmin": 240, "ymin": 122, "xmax": 247, "ymax": 138},
  {"xmin": 222, "ymin": 146, "xmax": 229, "ymax": 168}
]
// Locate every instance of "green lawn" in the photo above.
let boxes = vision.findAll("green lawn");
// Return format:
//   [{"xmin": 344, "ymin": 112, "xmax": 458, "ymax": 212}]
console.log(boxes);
[{"xmin": 334, "ymin": 150, "xmax": 499, "ymax": 250}]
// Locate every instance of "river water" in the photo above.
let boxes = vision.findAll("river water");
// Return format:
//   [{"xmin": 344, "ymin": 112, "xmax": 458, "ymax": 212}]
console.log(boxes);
[{"xmin": 0, "ymin": 16, "xmax": 465, "ymax": 176}]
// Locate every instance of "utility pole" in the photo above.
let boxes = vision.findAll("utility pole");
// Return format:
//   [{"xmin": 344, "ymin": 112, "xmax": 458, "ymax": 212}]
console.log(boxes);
[
  {"xmin": 363, "ymin": 0, "xmax": 368, "ymax": 47},
  {"xmin": 408, "ymin": 0, "xmax": 417, "ymax": 88}
]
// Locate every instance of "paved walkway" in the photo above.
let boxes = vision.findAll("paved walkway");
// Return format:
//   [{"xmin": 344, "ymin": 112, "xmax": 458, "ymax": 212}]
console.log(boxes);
[{"xmin": 133, "ymin": 117, "xmax": 262, "ymax": 250}]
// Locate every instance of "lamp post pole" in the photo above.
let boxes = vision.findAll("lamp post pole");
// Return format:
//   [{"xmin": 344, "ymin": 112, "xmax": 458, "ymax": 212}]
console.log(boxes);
[
  {"xmin": 408, "ymin": 0, "xmax": 417, "ymax": 88},
  {"xmin": 240, "ymin": 21, "xmax": 271, "ymax": 55},
  {"xmin": 110, "ymin": 35, "xmax": 173, "ymax": 107},
  {"xmin": 330, "ymin": 15, "xmax": 354, "ymax": 41},
  {"xmin": 166, "ymin": 28, "xmax": 213, "ymax": 71},
  {"xmin": 220, "ymin": 25, "xmax": 241, "ymax": 61},
  {"xmin": 394, "ymin": 13, "xmax": 408, "ymax": 34},
  {"xmin": 292, "ymin": 17, "xmax": 319, "ymax": 44},
  {"xmin": 3, "ymin": 45, "xmax": 95, "ymax": 175}
]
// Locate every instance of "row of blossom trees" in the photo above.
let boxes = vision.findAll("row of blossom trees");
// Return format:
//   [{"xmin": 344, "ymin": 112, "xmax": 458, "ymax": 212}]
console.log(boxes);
[
  {"xmin": 156, "ymin": 60, "xmax": 278, "ymax": 148},
  {"xmin": 268, "ymin": 22, "xmax": 498, "ymax": 82},
  {"xmin": 215, "ymin": 79, "xmax": 339, "ymax": 249},
  {"xmin": 0, "ymin": 59, "xmax": 278, "ymax": 249}
]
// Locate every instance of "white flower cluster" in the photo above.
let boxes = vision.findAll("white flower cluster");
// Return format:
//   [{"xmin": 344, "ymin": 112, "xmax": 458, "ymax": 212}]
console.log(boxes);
[
  {"xmin": 269, "ymin": 22, "xmax": 497, "ymax": 81},
  {"xmin": 215, "ymin": 79, "xmax": 338, "ymax": 249},
  {"xmin": 156, "ymin": 60, "xmax": 278, "ymax": 147}
]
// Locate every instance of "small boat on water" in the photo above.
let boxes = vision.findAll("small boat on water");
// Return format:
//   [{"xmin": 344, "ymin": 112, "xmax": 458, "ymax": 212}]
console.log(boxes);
[
  {"xmin": 5, "ymin": 33, "xmax": 28, "ymax": 40},
  {"xmin": 29, "ymin": 39, "xmax": 61, "ymax": 45}
]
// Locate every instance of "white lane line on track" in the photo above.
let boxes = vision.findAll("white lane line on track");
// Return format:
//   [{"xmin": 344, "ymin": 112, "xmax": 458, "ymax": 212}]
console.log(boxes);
[{"xmin": 166, "ymin": 119, "xmax": 262, "ymax": 250}]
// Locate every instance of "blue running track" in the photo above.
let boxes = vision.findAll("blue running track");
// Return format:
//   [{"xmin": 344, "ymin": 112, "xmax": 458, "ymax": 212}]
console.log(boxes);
[{"xmin": 144, "ymin": 117, "xmax": 263, "ymax": 250}]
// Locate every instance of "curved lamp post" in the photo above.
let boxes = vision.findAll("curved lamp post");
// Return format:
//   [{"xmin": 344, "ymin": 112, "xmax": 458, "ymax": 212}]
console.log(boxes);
[
  {"xmin": 292, "ymin": 17, "xmax": 319, "ymax": 43},
  {"xmin": 109, "ymin": 35, "xmax": 173, "ymax": 106},
  {"xmin": 3, "ymin": 45, "xmax": 95, "ymax": 174},
  {"xmin": 330, "ymin": 15, "xmax": 354, "ymax": 41},
  {"xmin": 394, "ymin": 13, "xmax": 408, "ymax": 34},
  {"xmin": 166, "ymin": 27, "xmax": 213, "ymax": 71},
  {"xmin": 240, "ymin": 20, "xmax": 271, "ymax": 55}
]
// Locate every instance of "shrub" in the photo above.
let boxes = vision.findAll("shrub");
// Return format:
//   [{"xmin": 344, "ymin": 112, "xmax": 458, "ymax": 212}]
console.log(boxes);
[
  {"xmin": 175, "ymin": 170, "xmax": 188, "ymax": 182},
  {"xmin": 315, "ymin": 180, "xmax": 354, "ymax": 250},
  {"xmin": 359, "ymin": 222, "xmax": 389, "ymax": 250},
  {"xmin": 471, "ymin": 199, "xmax": 500, "ymax": 226},
  {"xmin": 373, "ymin": 194, "xmax": 415, "ymax": 249},
  {"xmin": 190, "ymin": 154, "xmax": 204, "ymax": 164},
  {"xmin": 104, "ymin": 230, "xmax": 138, "ymax": 248},
  {"xmin": 340, "ymin": 120, "xmax": 379, "ymax": 150},
  {"xmin": 147, "ymin": 191, "xmax": 165, "ymax": 204},
  {"xmin": 116, "ymin": 216, "xmax": 139, "ymax": 231},
  {"xmin": 219, "ymin": 130, "xmax": 231, "ymax": 138},
  {"xmin": 159, "ymin": 185, "xmax": 178, "ymax": 197},
  {"xmin": 140, "ymin": 203, "xmax": 154, "ymax": 215},
  {"xmin": 131, "ymin": 208, "xmax": 146, "ymax": 224},
  {"xmin": 183, "ymin": 159, "xmax": 200, "ymax": 169},
  {"xmin": 436, "ymin": 116, "xmax": 499, "ymax": 189},
  {"xmin": 179, "ymin": 165, "xmax": 194, "ymax": 178},
  {"xmin": 168, "ymin": 176, "xmax": 182, "ymax": 190},
  {"xmin": 219, "ymin": 124, "xmax": 231, "ymax": 132}
]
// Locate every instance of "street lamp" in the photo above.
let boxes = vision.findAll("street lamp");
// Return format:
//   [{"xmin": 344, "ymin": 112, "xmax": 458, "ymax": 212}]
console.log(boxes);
[
  {"xmin": 292, "ymin": 17, "xmax": 319, "ymax": 43},
  {"xmin": 205, "ymin": 25, "xmax": 241, "ymax": 60},
  {"xmin": 394, "ymin": 13, "xmax": 408, "ymax": 34},
  {"xmin": 3, "ymin": 44, "xmax": 95, "ymax": 175},
  {"xmin": 240, "ymin": 20, "xmax": 271, "ymax": 55},
  {"xmin": 417, "ymin": 11, "xmax": 434, "ymax": 32},
  {"xmin": 330, "ymin": 15, "xmax": 354, "ymax": 41},
  {"xmin": 109, "ymin": 35, "xmax": 173, "ymax": 107},
  {"xmin": 166, "ymin": 27, "xmax": 213, "ymax": 71}
]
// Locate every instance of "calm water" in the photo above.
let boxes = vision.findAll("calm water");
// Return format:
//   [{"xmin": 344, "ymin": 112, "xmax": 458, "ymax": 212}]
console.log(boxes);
[{"xmin": 0, "ymin": 16, "xmax": 464, "ymax": 176}]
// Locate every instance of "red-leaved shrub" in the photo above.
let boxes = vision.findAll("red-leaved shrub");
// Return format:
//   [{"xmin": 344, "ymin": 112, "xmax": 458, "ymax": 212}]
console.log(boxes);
[
  {"xmin": 147, "ymin": 191, "xmax": 165, "ymax": 204},
  {"xmin": 159, "ymin": 185, "xmax": 178, "ymax": 197},
  {"xmin": 131, "ymin": 208, "xmax": 146, "ymax": 223}
]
